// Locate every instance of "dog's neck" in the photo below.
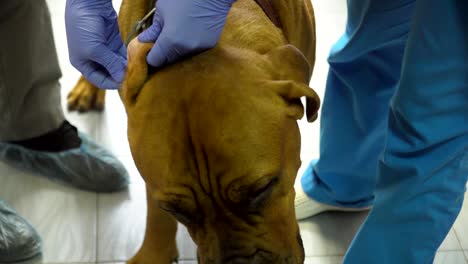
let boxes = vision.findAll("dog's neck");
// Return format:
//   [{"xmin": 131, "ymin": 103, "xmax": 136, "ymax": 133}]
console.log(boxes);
[
  {"xmin": 255, "ymin": 0, "xmax": 283, "ymax": 29},
  {"xmin": 268, "ymin": 0, "xmax": 316, "ymax": 71}
]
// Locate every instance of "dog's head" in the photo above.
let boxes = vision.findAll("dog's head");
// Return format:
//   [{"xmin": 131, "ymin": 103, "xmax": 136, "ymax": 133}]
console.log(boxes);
[{"xmin": 122, "ymin": 39, "xmax": 320, "ymax": 264}]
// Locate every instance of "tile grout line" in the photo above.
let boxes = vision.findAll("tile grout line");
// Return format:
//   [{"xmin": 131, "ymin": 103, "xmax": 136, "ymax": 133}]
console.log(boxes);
[
  {"xmin": 453, "ymin": 228, "xmax": 467, "ymax": 253},
  {"xmin": 96, "ymin": 192, "xmax": 100, "ymax": 263},
  {"xmin": 455, "ymin": 228, "xmax": 468, "ymax": 262},
  {"xmin": 437, "ymin": 249, "xmax": 468, "ymax": 252},
  {"xmin": 305, "ymin": 254, "xmax": 345, "ymax": 258}
]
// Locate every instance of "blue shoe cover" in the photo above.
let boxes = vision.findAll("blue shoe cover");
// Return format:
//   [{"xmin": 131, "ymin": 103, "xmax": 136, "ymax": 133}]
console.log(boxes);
[
  {"xmin": 0, "ymin": 199, "xmax": 42, "ymax": 263},
  {"xmin": 0, "ymin": 132, "xmax": 129, "ymax": 193}
]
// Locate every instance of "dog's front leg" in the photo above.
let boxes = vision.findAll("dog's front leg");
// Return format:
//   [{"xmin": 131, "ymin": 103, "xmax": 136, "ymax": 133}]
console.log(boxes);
[{"xmin": 128, "ymin": 186, "xmax": 179, "ymax": 264}]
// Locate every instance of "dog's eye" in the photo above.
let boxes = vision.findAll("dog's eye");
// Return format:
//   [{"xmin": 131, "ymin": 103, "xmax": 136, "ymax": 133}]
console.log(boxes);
[
  {"xmin": 228, "ymin": 176, "xmax": 280, "ymax": 211},
  {"xmin": 247, "ymin": 176, "xmax": 279, "ymax": 210},
  {"xmin": 158, "ymin": 200, "xmax": 199, "ymax": 226}
]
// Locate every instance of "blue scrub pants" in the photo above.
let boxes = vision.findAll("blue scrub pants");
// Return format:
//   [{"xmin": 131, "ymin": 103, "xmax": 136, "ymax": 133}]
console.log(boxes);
[{"xmin": 300, "ymin": 0, "xmax": 468, "ymax": 262}]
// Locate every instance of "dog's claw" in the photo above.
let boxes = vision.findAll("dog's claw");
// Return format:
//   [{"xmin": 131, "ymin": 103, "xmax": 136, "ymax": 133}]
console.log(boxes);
[{"xmin": 67, "ymin": 77, "xmax": 106, "ymax": 112}]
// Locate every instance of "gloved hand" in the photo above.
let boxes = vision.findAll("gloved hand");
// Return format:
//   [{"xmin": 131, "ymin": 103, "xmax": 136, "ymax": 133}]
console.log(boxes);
[
  {"xmin": 138, "ymin": 0, "xmax": 236, "ymax": 68},
  {"xmin": 65, "ymin": 0, "xmax": 127, "ymax": 90}
]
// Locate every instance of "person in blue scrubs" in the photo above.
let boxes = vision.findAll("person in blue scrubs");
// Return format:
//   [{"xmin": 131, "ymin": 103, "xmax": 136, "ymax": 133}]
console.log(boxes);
[
  {"xmin": 64, "ymin": 0, "xmax": 467, "ymax": 263},
  {"xmin": 295, "ymin": 0, "xmax": 468, "ymax": 263}
]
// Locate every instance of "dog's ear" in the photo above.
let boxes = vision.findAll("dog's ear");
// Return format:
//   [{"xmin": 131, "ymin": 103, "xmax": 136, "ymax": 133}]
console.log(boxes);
[
  {"xmin": 120, "ymin": 38, "xmax": 154, "ymax": 106},
  {"xmin": 266, "ymin": 45, "xmax": 320, "ymax": 122},
  {"xmin": 270, "ymin": 80, "xmax": 320, "ymax": 122}
]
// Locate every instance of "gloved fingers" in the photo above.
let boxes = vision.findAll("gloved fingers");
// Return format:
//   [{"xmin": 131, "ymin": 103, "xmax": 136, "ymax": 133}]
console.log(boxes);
[
  {"xmin": 138, "ymin": 13, "xmax": 163, "ymax": 43},
  {"xmin": 138, "ymin": 24, "xmax": 162, "ymax": 43},
  {"xmin": 106, "ymin": 30, "xmax": 126, "ymax": 56},
  {"xmin": 90, "ymin": 43, "xmax": 127, "ymax": 85},
  {"xmin": 138, "ymin": 14, "xmax": 167, "ymax": 67},
  {"xmin": 106, "ymin": 20, "xmax": 128, "ymax": 58},
  {"xmin": 144, "ymin": 33, "xmax": 172, "ymax": 68},
  {"xmin": 116, "ymin": 43, "xmax": 127, "ymax": 59},
  {"xmin": 80, "ymin": 61, "xmax": 122, "ymax": 90},
  {"xmin": 135, "ymin": 0, "xmax": 233, "ymax": 68}
]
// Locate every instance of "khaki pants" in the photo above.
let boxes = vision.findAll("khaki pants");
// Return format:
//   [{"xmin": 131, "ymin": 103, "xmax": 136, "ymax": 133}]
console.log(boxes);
[{"xmin": 0, "ymin": 0, "xmax": 64, "ymax": 141}]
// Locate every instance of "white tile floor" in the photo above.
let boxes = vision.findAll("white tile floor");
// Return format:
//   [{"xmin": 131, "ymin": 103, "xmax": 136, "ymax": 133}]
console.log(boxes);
[{"xmin": 1, "ymin": 0, "xmax": 467, "ymax": 264}]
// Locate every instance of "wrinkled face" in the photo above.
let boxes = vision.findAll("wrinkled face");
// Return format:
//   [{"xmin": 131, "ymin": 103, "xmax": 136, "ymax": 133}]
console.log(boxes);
[
  {"xmin": 123, "ymin": 42, "xmax": 319, "ymax": 264},
  {"xmin": 181, "ymin": 82, "xmax": 305, "ymax": 264}
]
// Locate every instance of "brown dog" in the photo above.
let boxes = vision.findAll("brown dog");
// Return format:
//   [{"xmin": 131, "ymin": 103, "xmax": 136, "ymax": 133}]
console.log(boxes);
[{"xmin": 68, "ymin": 0, "xmax": 319, "ymax": 263}]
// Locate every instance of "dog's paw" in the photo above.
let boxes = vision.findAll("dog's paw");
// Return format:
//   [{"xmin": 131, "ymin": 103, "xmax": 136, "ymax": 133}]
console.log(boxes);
[
  {"xmin": 67, "ymin": 77, "xmax": 106, "ymax": 112},
  {"xmin": 127, "ymin": 254, "xmax": 179, "ymax": 264}
]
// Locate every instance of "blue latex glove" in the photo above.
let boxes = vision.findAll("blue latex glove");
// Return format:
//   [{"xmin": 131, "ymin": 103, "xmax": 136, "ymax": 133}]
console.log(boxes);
[
  {"xmin": 138, "ymin": 0, "xmax": 235, "ymax": 68},
  {"xmin": 65, "ymin": 0, "xmax": 127, "ymax": 90}
]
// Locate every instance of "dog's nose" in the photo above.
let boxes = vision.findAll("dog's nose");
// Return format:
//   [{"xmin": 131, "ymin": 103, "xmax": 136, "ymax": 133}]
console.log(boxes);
[
  {"xmin": 200, "ymin": 252, "xmax": 296, "ymax": 264},
  {"xmin": 221, "ymin": 250, "xmax": 293, "ymax": 264}
]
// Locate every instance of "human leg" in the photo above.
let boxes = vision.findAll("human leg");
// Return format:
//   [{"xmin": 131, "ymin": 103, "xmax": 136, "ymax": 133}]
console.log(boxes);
[
  {"xmin": 297, "ymin": 0, "xmax": 416, "ymax": 219},
  {"xmin": 0, "ymin": 0, "xmax": 129, "ymax": 193},
  {"xmin": 344, "ymin": 0, "xmax": 468, "ymax": 262}
]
